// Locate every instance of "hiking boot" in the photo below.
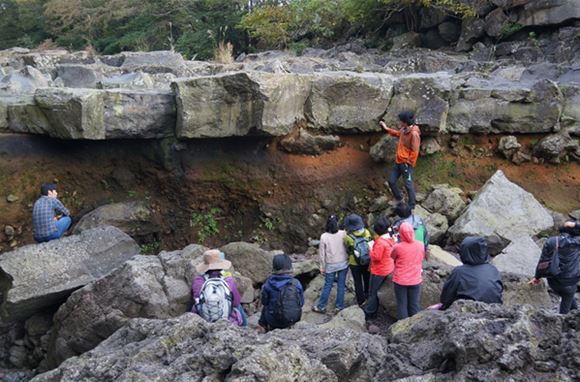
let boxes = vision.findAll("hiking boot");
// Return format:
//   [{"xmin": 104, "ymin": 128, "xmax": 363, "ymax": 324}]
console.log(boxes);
[{"xmin": 311, "ymin": 305, "xmax": 326, "ymax": 314}]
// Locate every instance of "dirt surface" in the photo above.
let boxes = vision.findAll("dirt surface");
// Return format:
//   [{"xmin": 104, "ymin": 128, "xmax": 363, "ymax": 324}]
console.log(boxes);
[{"xmin": 0, "ymin": 133, "xmax": 578, "ymax": 254}]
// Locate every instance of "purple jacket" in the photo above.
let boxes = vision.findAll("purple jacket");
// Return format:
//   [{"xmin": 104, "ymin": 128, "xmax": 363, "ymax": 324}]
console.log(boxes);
[{"xmin": 191, "ymin": 271, "xmax": 243, "ymax": 325}]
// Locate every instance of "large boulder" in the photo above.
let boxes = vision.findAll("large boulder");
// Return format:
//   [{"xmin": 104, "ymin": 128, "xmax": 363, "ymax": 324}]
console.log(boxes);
[
  {"xmin": 533, "ymin": 132, "xmax": 577, "ymax": 163},
  {"xmin": 560, "ymin": 85, "xmax": 580, "ymax": 129},
  {"xmin": 448, "ymin": 79, "xmax": 563, "ymax": 134},
  {"xmin": 369, "ymin": 134, "xmax": 399, "ymax": 163},
  {"xmin": 73, "ymin": 201, "xmax": 160, "ymax": 242},
  {"xmin": 33, "ymin": 87, "xmax": 175, "ymax": 139},
  {"xmin": 45, "ymin": 245, "xmax": 207, "ymax": 368},
  {"xmin": 0, "ymin": 66, "xmax": 49, "ymax": 93},
  {"xmin": 302, "ymin": 273, "xmax": 356, "ymax": 325},
  {"xmin": 173, "ymin": 72, "xmax": 310, "ymax": 138},
  {"xmin": 448, "ymin": 170, "xmax": 554, "ymax": 252},
  {"xmin": 1, "ymin": 94, "xmax": 50, "ymax": 134},
  {"xmin": 220, "ymin": 242, "xmax": 275, "ymax": 285},
  {"xmin": 497, "ymin": 135, "xmax": 522, "ymax": 159},
  {"xmin": 384, "ymin": 73, "xmax": 451, "ymax": 135},
  {"xmin": 0, "ymin": 226, "xmax": 139, "ymax": 322},
  {"xmin": 518, "ymin": 0, "xmax": 580, "ymax": 27},
  {"xmin": 279, "ymin": 129, "xmax": 341, "ymax": 155},
  {"xmin": 492, "ymin": 235, "xmax": 542, "ymax": 276},
  {"xmin": 55, "ymin": 64, "xmax": 103, "ymax": 89},
  {"xmin": 34, "ymin": 314, "xmax": 388, "ymax": 382},
  {"xmin": 380, "ymin": 301, "xmax": 578, "ymax": 381},
  {"xmin": 98, "ymin": 72, "xmax": 154, "ymax": 90},
  {"xmin": 306, "ymin": 72, "xmax": 394, "ymax": 133},
  {"xmin": 422, "ymin": 184, "xmax": 466, "ymax": 222}
]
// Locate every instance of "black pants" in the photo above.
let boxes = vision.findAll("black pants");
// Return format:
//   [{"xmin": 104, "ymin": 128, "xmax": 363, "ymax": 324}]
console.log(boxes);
[
  {"xmin": 394, "ymin": 282, "xmax": 421, "ymax": 320},
  {"xmin": 548, "ymin": 277, "xmax": 579, "ymax": 314},
  {"xmin": 365, "ymin": 274, "xmax": 389, "ymax": 319},
  {"xmin": 388, "ymin": 163, "xmax": 416, "ymax": 209},
  {"xmin": 350, "ymin": 265, "xmax": 370, "ymax": 306}
]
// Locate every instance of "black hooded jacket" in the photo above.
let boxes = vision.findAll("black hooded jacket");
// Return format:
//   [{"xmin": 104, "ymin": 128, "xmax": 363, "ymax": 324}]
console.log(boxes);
[
  {"xmin": 535, "ymin": 228, "xmax": 580, "ymax": 282},
  {"xmin": 440, "ymin": 237, "xmax": 503, "ymax": 309}
]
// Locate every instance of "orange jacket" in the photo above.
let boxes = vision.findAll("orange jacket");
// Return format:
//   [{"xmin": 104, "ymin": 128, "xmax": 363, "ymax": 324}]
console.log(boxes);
[
  {"xmin": 386, "ymin": 125, "xmax": 421, "ymax": 167},
  {"xmin": 370, "ymin": 234, "xmax": 395, "ymax": 276}
]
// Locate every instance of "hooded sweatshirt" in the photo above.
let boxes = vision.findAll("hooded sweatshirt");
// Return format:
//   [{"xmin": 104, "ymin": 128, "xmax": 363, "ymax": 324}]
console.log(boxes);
[
  {"xmin": 391, "ymin": 222, "xmax": 425, "ymax": 285},
  {"xmin": 260, "ymin": 274, "xmax": 304, "ymax": 328},
  {"xmin": 440, "ymin": 237, "xmax": 503, "ymax": 310}
]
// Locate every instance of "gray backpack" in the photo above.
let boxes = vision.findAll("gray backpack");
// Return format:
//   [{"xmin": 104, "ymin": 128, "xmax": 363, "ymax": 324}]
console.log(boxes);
[{"xmin": 195, "ymin": 275, "xmax": 233, "ymax": 322}]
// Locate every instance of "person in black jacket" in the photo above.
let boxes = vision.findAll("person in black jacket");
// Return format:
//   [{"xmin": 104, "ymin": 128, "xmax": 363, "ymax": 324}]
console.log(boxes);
[
  {"xmin": 440, "ymin": 236, "xmax": 503, "ymax": 309},
  {"xmin": 530, "ymin": 221, "xmax": 580, "ymax": 314}
]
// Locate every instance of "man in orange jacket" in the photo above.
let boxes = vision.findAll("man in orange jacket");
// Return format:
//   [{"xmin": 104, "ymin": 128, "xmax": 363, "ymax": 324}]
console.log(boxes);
[{"xmin": 379, "ymin": 111, "xmax": 421, "ymax": 209}]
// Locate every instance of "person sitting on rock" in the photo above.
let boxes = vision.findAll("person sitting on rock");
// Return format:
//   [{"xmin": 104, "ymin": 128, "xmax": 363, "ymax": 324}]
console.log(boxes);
[
  {"xmin": 312, "ymin": 214, "xmax": 349, "ymax": 314},
  {"xmin": 393, "ymin": 202, "xmax": 430, "ymax": 255},
  {"xmin": 365, "ymin": 217, "xmax": 395, "ymax": 320},
  {"xmin": 343, "ymin": 214, "xmax": 372, "ymax": 307},
  {"xmin": 391, "ymin": 221, "xmax": 425, "ymax": 320},
  {"xmin": 32, "ymin": 183, "xmax": 72, "ymax": 243},
  {"xmin": 530, "ymin": 221, "xmax": 580, "ymax": 314},
  {"xmin": 192, "ymin": 249, "xmax": 246, "ymax": 326},
  {"xmin": 258, "ymin": 254, "xmax": 304, "ymax": 332},
  {"xmin": 440, "ymin": 237, "xmax": 503, "ymax": 310},
  {"xmin": 379, "ymin": 111, "xmax": 421, "ymax": 209}
]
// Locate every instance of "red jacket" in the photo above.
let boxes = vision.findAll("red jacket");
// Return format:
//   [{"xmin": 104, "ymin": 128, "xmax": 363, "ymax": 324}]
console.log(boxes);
[
  {"xmin": 391, "ymin": 222, "xmax": 425, "ymax": 285},
  {"xmin": 370, "ymin": 234, "xmax": 395, "ymax": 276}
]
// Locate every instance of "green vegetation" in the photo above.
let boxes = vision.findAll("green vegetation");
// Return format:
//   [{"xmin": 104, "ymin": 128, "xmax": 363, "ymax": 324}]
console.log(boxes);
[
  {"xmin": 140, "ymin": 240, "xmax": 161, "ymax": 255},
  {"xmin": 1, "ymin": 0, "xmax": 476, "ymax": 58},
  {"xmin": 499, "ymin": 22, "xmax": 523, "ymax": 40},
  {"xmin": 190, "ymin": 208, "xmax": 222, "ymax": 243}
]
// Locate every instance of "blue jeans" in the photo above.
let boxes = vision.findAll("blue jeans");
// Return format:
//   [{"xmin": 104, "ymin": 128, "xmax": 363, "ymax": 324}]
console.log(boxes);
[
  {"xmin": 388, "ymin": 163, "xmax": 416, "ymax": 209},
  {"xmin": 394, "ymin": 282, "xmax": 421, "ymax": 320},
  {"xmin": 36, "ymin": 216, "xmax": 72, "ymax": 243},
  {"xmin": 317, "ymin": 268, "xmax": 348, "ymax": 310},
  {"xmin": 236, "ymin": 305, "xmax": 248, "ymax": 327}
]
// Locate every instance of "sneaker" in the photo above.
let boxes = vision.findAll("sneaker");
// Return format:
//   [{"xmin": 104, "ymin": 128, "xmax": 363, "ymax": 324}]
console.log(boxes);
[
  {"xmin": 333, "ymin": 307, "xmax": 344, "ymax": 315},
  {"xmin": 311, "ymin": 305, "xmax": 326, "ymax": 313}
]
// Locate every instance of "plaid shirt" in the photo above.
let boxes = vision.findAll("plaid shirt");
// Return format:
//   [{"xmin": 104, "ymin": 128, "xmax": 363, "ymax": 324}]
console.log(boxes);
[{"xmin": 32, "ymin": 196, "xmax": 70, "ymax": 239}]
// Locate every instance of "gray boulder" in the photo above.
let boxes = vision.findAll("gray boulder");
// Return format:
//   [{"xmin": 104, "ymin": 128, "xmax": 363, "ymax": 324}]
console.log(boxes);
[
  {"xmin": 533, "ymin": 132, "xmax": 577, "ymax": 163},
  {"xmin": 220, "ymin": 242, "xmax": 275, "ymax": 284},
  {"xmin": 448, "ymin": 170, "xmax": 553, "ymax": 251},
  {"xmin": 306, "ymin": 72, "xmax": 394, "ymax": 133},
  {"xmin": 73, "ymin": 201, "xmax": 160, "ymax": 241},
  {"xmin": 422, "ymin": 211, "xmax": 449, "ymax": 244},
  {"xmin": 0, "ymin": 66, "xmax": 49, "ymax": 93},
  {"xmin": 448, "ymin": 79, "xmax": 563, "ymax": 134},
  {"xmin": 173, "ymin": 72, "xmax": 310, "ymax": 138},
  {"xmin": 35, "ymin": 313, "xmax": 388, "ymax": 382},
  {"xmin": 302, "ymin": 273, "xmax": 355, "ymax": 325},
  {"xmin": 384, "ymin": 73, "xmax": 451, "ymax": 135},
  {"xmin": 0, "ymin": 226, "xmax": 139, "ymax": 322},
  {"xmin": 422, "ymin": 184, "xmax": 466, "ymax": 222},
  {"xmin": 120, "ymin": 51, "xmax": 187, "ymax": 74},
  {"xmin": 56, "ymin": 64, "xmax": 103, "ymax": 89},
  {"xmin": 279, "ymin": 129, "xmax": 341, "ymax": 155},
  {"xmin": 380, "ymin": 301, "xmax": 576, "ymax": 381},
  {"xmin": 369, "ymin": 134, "xmax": 399, "ymax": 163},
  {"xmin": 560, "ymin": 85, "xmax": 580, "ymax": 129},
  {"xmin": 98, "ymin": 72, "xmax": 154, "ymax": 89},
  {"xmin": 1, "ymin": 94, "xmax": 50, "ymax": 135},
  {"xmin": 518, "ymin": 0, "xmax": 580, "ymax": 27},
  {"xmin": 45, "ymin": 245, "xmax": 206, "ymax": 368},
  {"xmin": 492, "ymin": 235, "xmax": 542, "ymax": 276},
  {"xmin": 497, "ymin": 135, "xmax": 522, "ymax": 159},
  {"xmin": 33, "ymin": 87, "xmax": 175, "ymax": 139},
  {"xmin": 420, "ymin": 136, "xmax": 442, "ymax": 155}
]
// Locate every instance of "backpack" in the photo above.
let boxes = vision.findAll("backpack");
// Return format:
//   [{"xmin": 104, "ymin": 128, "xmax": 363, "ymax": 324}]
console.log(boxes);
[
  {"xmin": 535, "ymin": 237, "xmax": 561, "ymax": 278},
  {"xmin": 195, "ymin": 275, "xmax": 233, "ymax": 323},
  {"xmin": 350, "ymin": 234, "xmax": 370, "ymax": 266},
  {"xmin": 272, "ymin": 279, "xmax": 302, "ymax": 328}
]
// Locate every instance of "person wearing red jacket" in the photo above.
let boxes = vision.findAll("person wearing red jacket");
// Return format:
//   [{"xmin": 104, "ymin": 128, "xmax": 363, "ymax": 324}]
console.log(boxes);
[
  {"xmin": 379, "ymin": 111, "xmax": 421, "ymax": 209},
  {"xmin": 391, "ymin": 221, "xmax": 425, "ymax": 320},
  {"xmin": 365, "ymin": 217, "xmax": 395, "ymax": 320}
]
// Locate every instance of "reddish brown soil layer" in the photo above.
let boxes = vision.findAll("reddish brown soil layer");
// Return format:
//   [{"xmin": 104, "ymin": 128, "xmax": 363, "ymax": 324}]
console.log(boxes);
[{"xmin": 0, "ymin": 134, "xmax": 578, "ymax": 254}]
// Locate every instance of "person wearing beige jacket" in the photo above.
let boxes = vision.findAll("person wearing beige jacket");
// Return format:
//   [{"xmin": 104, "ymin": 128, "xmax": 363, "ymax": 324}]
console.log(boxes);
[{"xmin": 312, "ymin": 214, "xmax": 349, "ymax": 314}]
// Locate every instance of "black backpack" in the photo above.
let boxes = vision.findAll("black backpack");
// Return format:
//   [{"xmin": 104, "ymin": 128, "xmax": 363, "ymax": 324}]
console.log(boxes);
[{"xmin": 271, "ymin": 279, "xmax": 302, "ymax": 329}]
